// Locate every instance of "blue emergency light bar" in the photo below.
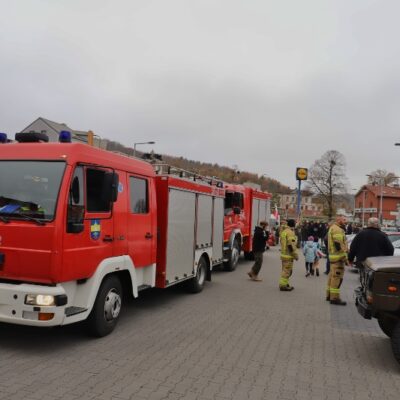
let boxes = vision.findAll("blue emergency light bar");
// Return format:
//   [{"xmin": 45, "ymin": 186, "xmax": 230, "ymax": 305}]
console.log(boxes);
[
  {"xmin": 59, "ymin": 130, "xmax": 72, "ymax": 143},
  {"xmin": 0, "ymin": 132, "xmax": 8, "ymax": 143}
]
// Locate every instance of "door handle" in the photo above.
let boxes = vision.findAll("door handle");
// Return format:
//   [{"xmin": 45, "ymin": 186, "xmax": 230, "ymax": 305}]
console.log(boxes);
[
  {"xmin": 103, "ymin": 235, "xmax": 114, "ymax": 242},
  {"xmin": 145, "ymin": 232, "xmax": 153, "ymax": 239}
]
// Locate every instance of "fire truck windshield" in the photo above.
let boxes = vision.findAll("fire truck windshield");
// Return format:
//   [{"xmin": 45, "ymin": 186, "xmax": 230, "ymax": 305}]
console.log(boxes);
[
  {"xmin": 224, "ymin": 192, "xmax": 244, "ymax": 215},
  {"xmin": 0, "ymin": 161, "xmax": 66, "ymax": 221}
]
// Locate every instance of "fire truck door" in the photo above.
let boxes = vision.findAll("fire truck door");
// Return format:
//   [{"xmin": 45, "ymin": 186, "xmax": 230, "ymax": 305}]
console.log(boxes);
[
  {"xmin": 112, "ymin": 172, "xmax": 128, "ymax": 256},
  {"xmin": 64, "ymin": 166, "xmax": 114, "ymax": 280},
  {"xmin": 127, "ymin": 176, "xmax": 154, "ymax": 268}
]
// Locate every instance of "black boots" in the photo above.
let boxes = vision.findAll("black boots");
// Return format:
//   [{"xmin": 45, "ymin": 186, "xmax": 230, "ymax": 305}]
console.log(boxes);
[
  {"xmin": 280, "ymin": 286, "xmax": 294, "ymax": 292},
  {"xmin": 330, "ymin": 299, "xmax": 347, "ymax": 306}
]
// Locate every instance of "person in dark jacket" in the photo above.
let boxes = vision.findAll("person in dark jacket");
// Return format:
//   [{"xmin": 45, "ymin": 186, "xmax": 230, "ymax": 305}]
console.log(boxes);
[
  {"xmin": 348, "ymin": 217, "xmax": 394, "ymax": 267},
  {"xmin": 301, "ymin": 222, "xmax": 309, "ymax": 247},
  {"xmin": 247, "ymin": 221, "xmax": 269, "ymax": 281}
]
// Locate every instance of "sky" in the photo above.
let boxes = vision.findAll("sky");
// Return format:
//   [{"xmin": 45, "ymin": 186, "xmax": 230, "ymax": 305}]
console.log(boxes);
[{"xmin": 1, "ymin": 0, "xmax": 400, "ymax": 190}]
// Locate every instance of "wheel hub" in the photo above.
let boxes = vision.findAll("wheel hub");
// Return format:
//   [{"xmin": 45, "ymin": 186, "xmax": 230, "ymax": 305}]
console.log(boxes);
[
  {"xmin": 104, "ymin": 289, "xmax": 122, "ymax": 322},
  {"xmin": 197, "ymin": 263, "xmax": 206, "ymax": 286},
  {"xmin": 232, "ymin": 247, "xmax": 239, "ymax": 266}
]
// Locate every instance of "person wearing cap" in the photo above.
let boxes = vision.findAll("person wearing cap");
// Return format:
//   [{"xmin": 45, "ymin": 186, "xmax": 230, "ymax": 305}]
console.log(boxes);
[
  {"xmin": 247, "ymin": 221, "xmax": 269, "ymax": 281},
  {"xmin": 326, "ymin": 213, "xmax": 348, "ymax": 305},
  {"xmin": 279, "ymin": 219, "xmax": 298, "ymax": 291},
  {"xmin": 348, "ymin": 217, "xmax": 394, "ymax": 268}
]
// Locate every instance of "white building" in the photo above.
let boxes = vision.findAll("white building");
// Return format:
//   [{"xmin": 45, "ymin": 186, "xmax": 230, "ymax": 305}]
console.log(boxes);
[{"xmin": 21, "ymin": 117, "xmax": 106, "ymax": 148}]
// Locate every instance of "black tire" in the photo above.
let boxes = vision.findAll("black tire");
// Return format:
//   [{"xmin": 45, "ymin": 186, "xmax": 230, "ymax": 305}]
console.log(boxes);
[
  {"xmin": 224, "ymin": 239, "xmax": 240, "ymax": 271},
  {"xmin": 87, "ymin": 275, "xmax": 123, "ymax": 337},
  {"xmin": 244, "ymin": 251, "xmax": 254, "ymax": 261},
  {"xmin": 187, "ymin": 256, "xmax": 208, "ymax": 293},
  {"xmin": 378, "ymin": 315, "xmax": 397, "ymax": 338},
  {"xmin": 391, "ymin": 320, "xmax": 400, "ymax": 364}
]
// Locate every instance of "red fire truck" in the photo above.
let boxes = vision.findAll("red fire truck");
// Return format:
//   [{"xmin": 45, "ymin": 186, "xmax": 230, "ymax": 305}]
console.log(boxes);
[
  {"xmin": 223, "ymin": 184, "xmax": 271, "ymax": 270},
  {"xmin": 0, "ymin": 132, "xmax": 225, "ymax": 336}
]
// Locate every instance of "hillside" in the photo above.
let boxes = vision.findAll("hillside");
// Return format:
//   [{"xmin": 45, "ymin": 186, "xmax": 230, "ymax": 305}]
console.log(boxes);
[{"xmin": 104, "ymin": 139, "xmax": 291, "ymax": 194}]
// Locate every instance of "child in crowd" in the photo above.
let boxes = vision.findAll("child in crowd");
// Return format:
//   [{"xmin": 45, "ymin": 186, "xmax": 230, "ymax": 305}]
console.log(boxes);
[
  {"xmin": 313, "ymin": 236, "xmax": 325, "ymax": 277},
  {"xmin": 303, "ymin": 236, "xmax": 317, "ymax": 277}
]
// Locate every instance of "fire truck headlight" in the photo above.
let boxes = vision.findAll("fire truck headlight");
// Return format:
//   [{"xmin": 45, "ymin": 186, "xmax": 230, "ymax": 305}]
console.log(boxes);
[{"xmin": 25, "ymin": 294, "xmax": 56, "ymax": 306}]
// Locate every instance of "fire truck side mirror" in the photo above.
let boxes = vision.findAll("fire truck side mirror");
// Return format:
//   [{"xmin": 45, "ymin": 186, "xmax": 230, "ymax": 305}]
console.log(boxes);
[
  {"xmin": 67, "ymin": 222, "xmax": 84, "ymax": 234},
  {"xmin": 102, "ymin": 172, "xmax": 119, "ymax": 204},
  {"xmin": 71, "ymin": 177, "xmax": 80, "ymax": 204},
  {"xmin": 233, "ymin": 207, "xmax": 241, "ymax": 215}
]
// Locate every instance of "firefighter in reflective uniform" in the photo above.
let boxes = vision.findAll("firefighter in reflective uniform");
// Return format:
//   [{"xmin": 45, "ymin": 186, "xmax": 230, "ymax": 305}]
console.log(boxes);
[
  {"xmin": 326, "ymin": 214, "xmax": 348, "ymax": 305},
  {"xmin": 279, "ymin": 219, "xmax": 298, "ymax": 291}
]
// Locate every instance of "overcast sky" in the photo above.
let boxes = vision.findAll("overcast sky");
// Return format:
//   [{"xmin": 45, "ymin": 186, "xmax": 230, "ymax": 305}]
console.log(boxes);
[{"xmin": 1, "ymin": 0, "xmax": 400, "ymax": 190}]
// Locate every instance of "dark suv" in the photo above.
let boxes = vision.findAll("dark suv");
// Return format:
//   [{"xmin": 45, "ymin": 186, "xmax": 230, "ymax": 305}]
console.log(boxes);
[{"xmin": 355, "ymin": 256, "xmax": 400, "ymax": 364}]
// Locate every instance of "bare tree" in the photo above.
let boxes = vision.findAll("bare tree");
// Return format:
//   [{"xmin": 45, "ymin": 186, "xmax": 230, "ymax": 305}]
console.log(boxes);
[
  {"xmin": 307, "ymin": 150, "xmax": 348, "ymax": 219},
  {"xmin": 367, "ymin": 169, "xmax": 398, "ymax": 186}
]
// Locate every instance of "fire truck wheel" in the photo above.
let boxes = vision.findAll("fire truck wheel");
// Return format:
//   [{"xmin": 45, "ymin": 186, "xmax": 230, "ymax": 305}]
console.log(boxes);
[
  {"xmin": 244, "ymin": 251, "xmax": 254, "ymax": 261},
  {"xmin": 224, "ymin": 239, "xmax": 240, "ymax": 271},
  {"xmin": 87, "ymin": 275, "xmax": 123, "ymax": 337},
  {"xmin": 187, "ymin": 256, "xmax": 207, "ymax": 293},
  {"xmin": 391, "ymin": 320, "xmax": 400, "ymax": 364},
  {"xmin": 378, "ymin": 315, "xmax": 397, "ymax": 338}
]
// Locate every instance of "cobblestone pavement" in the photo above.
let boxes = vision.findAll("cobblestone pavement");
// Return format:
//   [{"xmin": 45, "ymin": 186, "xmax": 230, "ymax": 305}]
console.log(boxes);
[{"xmin": 0, "ymin": 248, "xmax": 399, "ymax": 400}]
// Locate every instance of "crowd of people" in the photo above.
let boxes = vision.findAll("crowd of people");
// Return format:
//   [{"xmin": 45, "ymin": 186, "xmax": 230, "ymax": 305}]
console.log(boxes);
[{"xmin": 247, "ymin": 214, "xmax": 395, "ymax": 306}]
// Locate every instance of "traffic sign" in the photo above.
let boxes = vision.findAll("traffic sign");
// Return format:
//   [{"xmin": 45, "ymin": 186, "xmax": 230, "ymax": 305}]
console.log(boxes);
[{"xmin": 296, "ymin": 167, "xmax": 308, "ymax": 181}]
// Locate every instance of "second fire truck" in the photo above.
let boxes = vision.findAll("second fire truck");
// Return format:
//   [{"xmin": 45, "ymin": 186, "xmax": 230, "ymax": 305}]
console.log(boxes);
[{"xmin": 223, "ymin": 184, "xmax": 271, "ymax": 271}]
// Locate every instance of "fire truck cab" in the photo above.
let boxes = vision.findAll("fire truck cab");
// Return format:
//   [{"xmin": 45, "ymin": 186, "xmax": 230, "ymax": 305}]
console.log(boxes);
[
  {"xmin": 0, "ymin": 133, "xmax": 224, "ymax": 336},
  {"xmin": 223, "ymin": 184, "xmax": 271, "ymax": 270}
]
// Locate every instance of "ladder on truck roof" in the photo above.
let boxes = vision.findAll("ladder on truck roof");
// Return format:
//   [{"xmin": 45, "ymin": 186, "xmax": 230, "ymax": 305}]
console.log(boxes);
[
  {"xmin": 153, "ymin": 163, "xmax": 224, "ymax": 188},
  {"xmin": 106, "ymin": 149, "xmax": 223, "ymax": 188}
]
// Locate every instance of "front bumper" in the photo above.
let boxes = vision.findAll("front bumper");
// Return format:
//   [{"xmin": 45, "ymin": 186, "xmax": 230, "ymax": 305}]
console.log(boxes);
[
  {"xmin": 355, "ymin": 287, "xmax": 372, "ymax": 320},
  {"xmin": 0, "ymin": 282, "xmax": 67, "ymax": 326}
]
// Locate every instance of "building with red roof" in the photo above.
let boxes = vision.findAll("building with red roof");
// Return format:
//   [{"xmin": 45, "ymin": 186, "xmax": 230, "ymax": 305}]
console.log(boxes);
[{"xmin": 355, "ymin": 184, "xmax": 400, "ymax": 225}]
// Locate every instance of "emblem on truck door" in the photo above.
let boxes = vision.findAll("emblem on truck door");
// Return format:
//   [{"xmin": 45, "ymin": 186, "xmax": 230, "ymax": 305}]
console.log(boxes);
[{"xmin": 90, "ymin": 219, "xmax": 101, "ymax": 240}]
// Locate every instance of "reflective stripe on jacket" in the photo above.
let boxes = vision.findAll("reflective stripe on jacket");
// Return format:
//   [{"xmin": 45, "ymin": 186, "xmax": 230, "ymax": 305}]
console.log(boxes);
[
  {"xmin": 280, "ymin": 228, "xmax": 298, "ymax": 261},
  {"xmin": 328, "ymin": 223, "xmax": 347, "ymax": 262}
]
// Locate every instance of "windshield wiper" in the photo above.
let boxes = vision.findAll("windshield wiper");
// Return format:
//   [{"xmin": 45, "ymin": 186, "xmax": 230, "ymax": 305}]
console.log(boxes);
[
  {"xmin": 1, "ymin": 212, "xmax": 47, "ymax": 226},
  {"xmin": 16, "ymin": 213, "xmax": 46, "ymax": 226}
]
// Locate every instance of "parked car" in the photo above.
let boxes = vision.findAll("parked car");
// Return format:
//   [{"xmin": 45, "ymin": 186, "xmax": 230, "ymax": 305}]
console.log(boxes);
[
  {"xmin": 355, "ymin": 256, "xmax": 400, "ymax": 364},
  {"xmin": 384, "ymin": 233, "xmax": 400, "ymax": 256},
  {"xmin": 346, "ymin": 233, "xmax": 356, "ymax": 247}
]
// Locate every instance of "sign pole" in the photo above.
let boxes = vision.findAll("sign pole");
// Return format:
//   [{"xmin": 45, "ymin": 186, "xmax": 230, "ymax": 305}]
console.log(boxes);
[
  {"xmin": 297, "ymin": 179, "xmax": 302, "ymax": 219},
  {"xmin": 295, "ymin": 167, "xmax": 308, "ymax": 221}
]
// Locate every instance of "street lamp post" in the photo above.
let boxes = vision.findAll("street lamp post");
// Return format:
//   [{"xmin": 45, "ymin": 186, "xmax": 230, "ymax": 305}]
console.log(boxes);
[
  {"xmin": 133, "ymin": 141, "xmax": 155, "ymax": 157},
  {"xmin": 362, "ymin": 190, "xmax": 367, "ymax": 227},
  {"xmin": 366, "ymin": 174, "xmax": 384, "ymax": 225},
  {"xmin": 351, "ymin": 188, "xmax": 358, "ymax": 222},
  {"xmin": 379, "ymin": 179, "xmax": 384, "ymax": 224}
]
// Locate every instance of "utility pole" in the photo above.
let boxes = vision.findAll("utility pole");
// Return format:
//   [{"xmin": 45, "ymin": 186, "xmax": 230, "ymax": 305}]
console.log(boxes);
[
  {"xmin": 362, "ymin": 190, "xmax": 366, "ymax": 227},
  {"xmin": 379, "ymin": 177, "xmax": 384, "ymax": 224}
]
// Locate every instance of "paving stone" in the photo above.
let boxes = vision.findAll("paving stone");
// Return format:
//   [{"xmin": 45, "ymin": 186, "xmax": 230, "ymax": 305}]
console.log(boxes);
[{"xmin": 0, "ymin": 249, "xmax": 399, "ymax": 400}]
